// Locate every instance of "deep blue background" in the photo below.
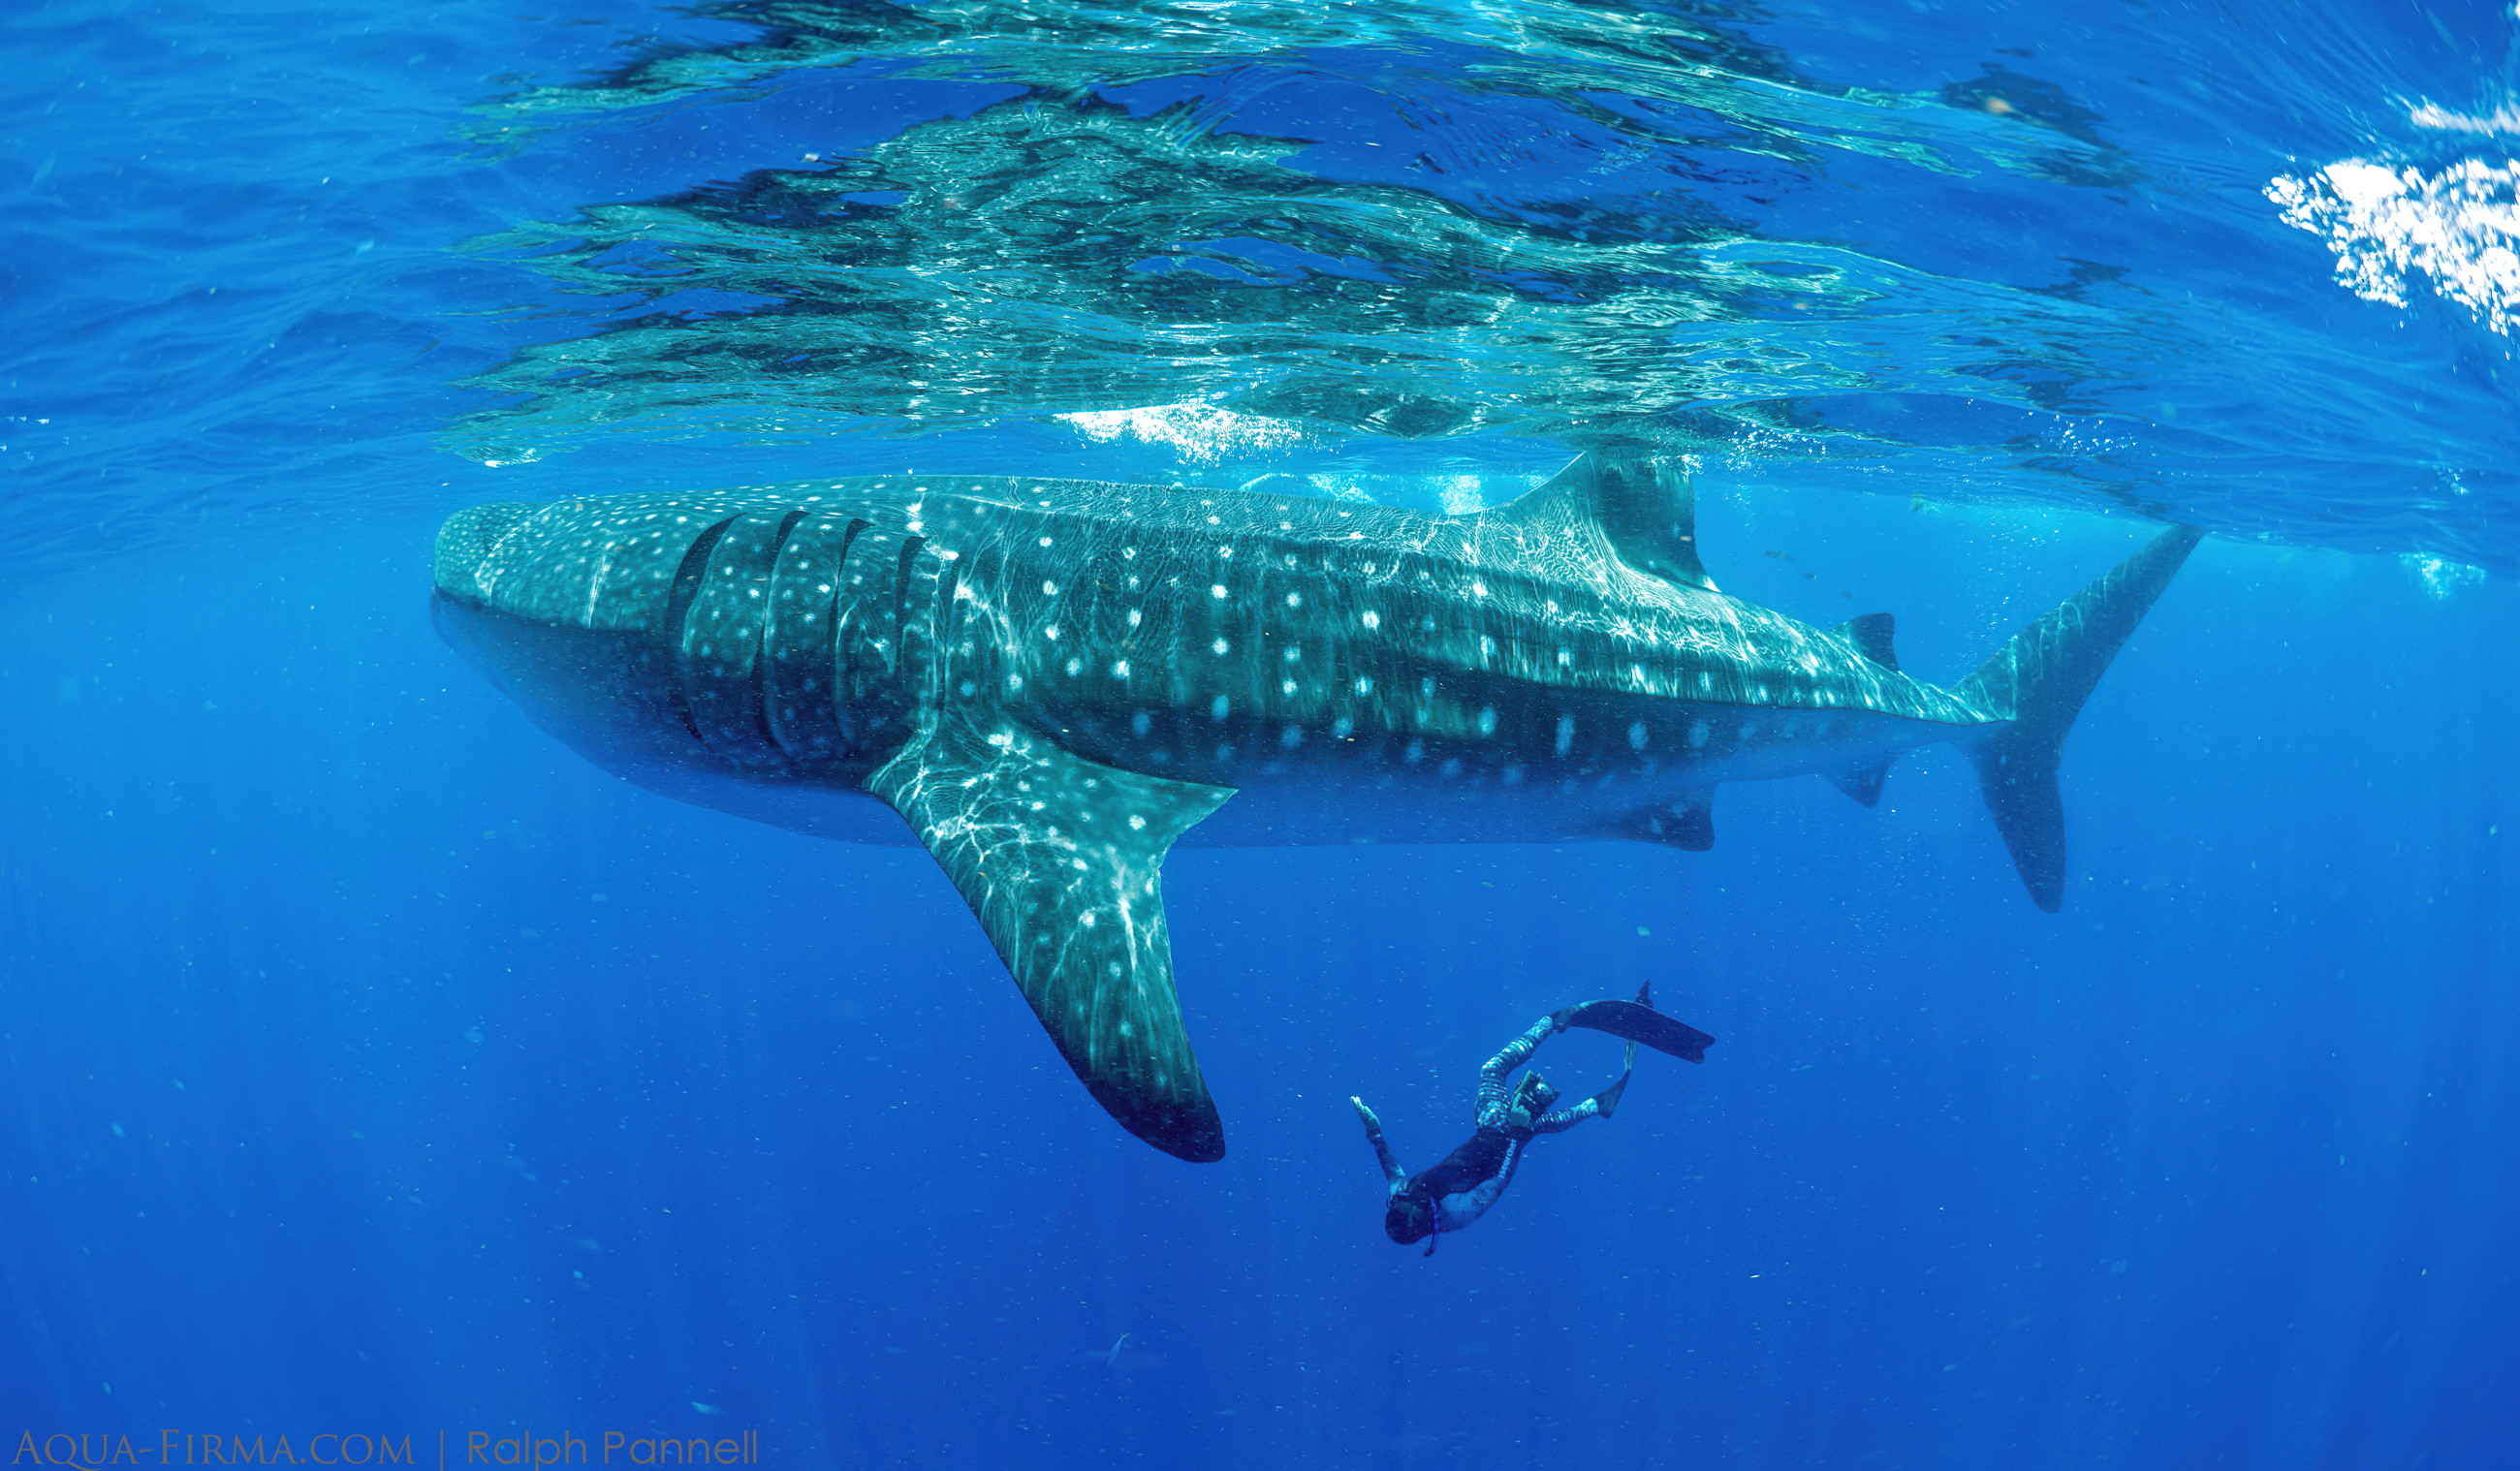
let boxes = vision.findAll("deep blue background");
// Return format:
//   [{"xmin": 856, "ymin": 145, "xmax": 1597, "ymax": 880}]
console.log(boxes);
[
  {"xmin": 5, "ymin": 488, "xmax": 2512, "ymax": 1466},
  {"xmin": 5, "ymin": 0, "xmax": 2518, "ymax": 1466}
]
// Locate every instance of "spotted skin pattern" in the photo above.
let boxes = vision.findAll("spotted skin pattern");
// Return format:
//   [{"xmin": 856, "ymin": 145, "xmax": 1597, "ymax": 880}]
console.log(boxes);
[{"xmin": 431, "ymin": 454, "xmax": 2202, "ymax": 1161}]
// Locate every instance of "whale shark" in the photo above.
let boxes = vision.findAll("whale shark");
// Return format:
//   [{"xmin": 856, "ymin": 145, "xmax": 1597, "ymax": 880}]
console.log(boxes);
[{"xmin": 431, "ymin": 454, "xmax": 2201, "ymax": 1162}]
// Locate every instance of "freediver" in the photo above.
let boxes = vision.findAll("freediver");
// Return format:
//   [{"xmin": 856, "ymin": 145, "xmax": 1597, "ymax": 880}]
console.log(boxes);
[{"xmin": 1351, "ymin": 983, "xmax": 1714, "ymax": 1255}]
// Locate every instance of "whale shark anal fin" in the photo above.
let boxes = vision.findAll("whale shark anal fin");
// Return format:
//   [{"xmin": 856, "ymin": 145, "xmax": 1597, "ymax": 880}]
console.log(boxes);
[
  {"xmin": 1826, "ymin": 756, "xmax": 1896, "ymax": 807},
  {"xmin": 871, "ymin": 708, "xmax": 1236, "ymax": 1162}
]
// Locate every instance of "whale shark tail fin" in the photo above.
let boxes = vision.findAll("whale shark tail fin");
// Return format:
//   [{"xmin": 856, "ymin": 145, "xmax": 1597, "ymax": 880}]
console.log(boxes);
[{"xmin": 1956, "ymin": 523, "xmax": 2205, "ymax": 912}]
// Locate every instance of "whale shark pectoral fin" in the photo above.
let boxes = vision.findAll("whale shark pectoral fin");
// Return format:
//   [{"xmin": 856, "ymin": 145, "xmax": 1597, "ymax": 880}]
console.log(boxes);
[
  {"xmin": 869, "ymin": 709, "xmax": 1236, "ymax": 1162},
  {"xmin": 1826, "ymin": 756, "xmax": 1896, "ymax": 807},
  {"xmin": 1490, "ymin": 453, "xmax": 1717, "ymax": 593}
]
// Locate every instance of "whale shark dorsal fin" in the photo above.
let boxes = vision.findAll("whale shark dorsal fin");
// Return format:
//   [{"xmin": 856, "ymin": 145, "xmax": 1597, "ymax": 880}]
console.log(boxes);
[
  {"xmin": 869, "ymin": 707, "xmax": 1236, "ymax": 1162},
  {"xmin": 1490, "ymin": 453, "xmax": 1718, "ymax": 593},
  {"xmin": 1835, "ymin": 611, "xmax": 1900, "ymax": 672}
]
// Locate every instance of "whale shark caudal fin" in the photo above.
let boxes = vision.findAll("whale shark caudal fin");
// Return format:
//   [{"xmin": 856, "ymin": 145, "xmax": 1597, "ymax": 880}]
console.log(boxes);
[
  {"xmin": 1489, "ymin": 453, "xmax": 1719, "ymax": 593},
  {"xmin": 868, "ymin": 706, "xmax": 1236, "ymax": 1162},
  {"xmin": 1957, "ymin": 523, "xmax": 2206, "ymax": 912}
]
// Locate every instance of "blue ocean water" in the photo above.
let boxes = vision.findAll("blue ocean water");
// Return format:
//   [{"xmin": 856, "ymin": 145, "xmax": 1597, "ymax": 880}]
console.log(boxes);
[{"xmin": 4, "ymin": 0, "xmax": 2517, "ymax": 1464}]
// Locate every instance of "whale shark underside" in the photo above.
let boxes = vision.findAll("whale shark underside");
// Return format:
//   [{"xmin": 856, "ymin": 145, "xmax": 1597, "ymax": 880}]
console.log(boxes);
[{"xmin": 431, "ymin": 454, "xmax": 2202, "ymax": 1162}]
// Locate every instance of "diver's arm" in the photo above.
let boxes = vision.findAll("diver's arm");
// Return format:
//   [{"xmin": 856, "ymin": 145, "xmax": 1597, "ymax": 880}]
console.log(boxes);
[{"xmin": 1351, "ymin": 1097, "xmax": 1407, "ymax": 1194}]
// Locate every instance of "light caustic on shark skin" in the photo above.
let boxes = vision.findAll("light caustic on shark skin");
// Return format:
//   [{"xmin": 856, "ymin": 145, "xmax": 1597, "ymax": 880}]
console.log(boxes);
[{"xmin": 431, "ymin": 454, "xmax": 2202, "ymax": 1162}]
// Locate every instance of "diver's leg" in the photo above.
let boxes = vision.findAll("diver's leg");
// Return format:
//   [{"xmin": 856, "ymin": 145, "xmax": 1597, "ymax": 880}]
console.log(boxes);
[
  {"xmin": 1350, "ymin": 1097, "xmax": 1408, "ymax": 1193},
  {"xmin": 1528, "ymin": 1097, "xmax": 1599, "ymax": 1134},
  {"xmin": 1532, "ymin": 1041, "xmax": 1638, "ymax": 1130},
  {"xmin": 1476, "ymin": 1017, "xmax": 1557, "ymax": 1129}
]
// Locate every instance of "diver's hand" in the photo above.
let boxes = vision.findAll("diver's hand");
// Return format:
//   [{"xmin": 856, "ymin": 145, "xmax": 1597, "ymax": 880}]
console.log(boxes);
[{"xmin": 1354, "ymin": 1097, "xmax": 1406, "ymax": 1190}]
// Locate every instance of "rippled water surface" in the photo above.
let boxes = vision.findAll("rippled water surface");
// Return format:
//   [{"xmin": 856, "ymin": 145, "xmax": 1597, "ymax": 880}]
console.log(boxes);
[
  {"xmin": 4, "ymin": 1, "xmax": 2517, "ymax": 1465},
  {"xmin": 10, "ymin": 0, "xmax": 2520, "ymax": 570}
]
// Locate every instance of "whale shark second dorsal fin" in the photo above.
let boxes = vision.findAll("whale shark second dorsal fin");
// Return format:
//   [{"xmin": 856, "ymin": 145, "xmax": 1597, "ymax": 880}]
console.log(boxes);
[
  {"xmin": 1835, "ymin": 611, "xmax": 1900, "ymax": 672},
  {"xmin": 1489, "ymin": 453, "xmax": 1718, "ymax": 593}
]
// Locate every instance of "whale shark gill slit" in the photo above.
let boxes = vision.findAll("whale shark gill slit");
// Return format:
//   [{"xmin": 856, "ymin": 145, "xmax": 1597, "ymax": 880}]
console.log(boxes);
[
  {"xmin": 764, "ymin": 513, "xmax": 865, "ymax": 769},
  {"xmin": 662, "ymin": 516, "xmax": 738, "ymax": 743},
  {"xmin": 751, "ymin": 508, "xmax": 814, "ymax": 753},
  {"xmin": 679, "ymin": 511, "xmax": 802, "ymax": 773}
]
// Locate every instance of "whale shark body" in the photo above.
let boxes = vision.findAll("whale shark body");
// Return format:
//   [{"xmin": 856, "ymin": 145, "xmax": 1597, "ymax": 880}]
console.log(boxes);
[{"xmin": 432, "ymin": 455, "xmax": 2201, "ymax": 1161}]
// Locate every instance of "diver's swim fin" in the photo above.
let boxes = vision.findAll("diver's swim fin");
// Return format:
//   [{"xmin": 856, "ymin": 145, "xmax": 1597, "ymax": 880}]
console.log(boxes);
[
  {"xmin": 1591, "ymin": 1047, "xmax": 1635, "ymax": 1118},
  {"xmin": 1558, "ymin": 998, "xmax": 1714, "ymax": 1063}
]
